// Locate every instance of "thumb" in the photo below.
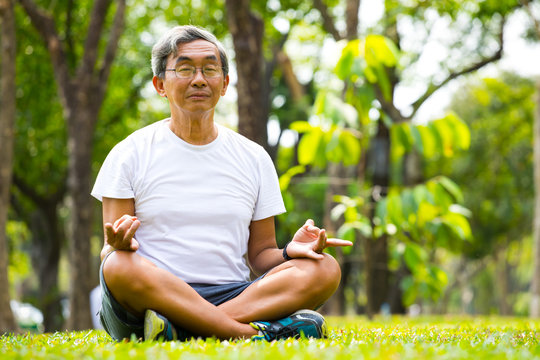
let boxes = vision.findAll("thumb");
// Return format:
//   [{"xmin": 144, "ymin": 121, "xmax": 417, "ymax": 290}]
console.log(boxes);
[
  {"xmin": 130, "ymin": 238, "xmax": 139, "ymax": 251},
  {"xmin": 307, "ymin": 250, "xmax": 325, "ymax": 260}
]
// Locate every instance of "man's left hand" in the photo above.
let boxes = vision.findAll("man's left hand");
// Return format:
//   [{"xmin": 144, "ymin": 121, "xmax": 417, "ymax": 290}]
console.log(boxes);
[{"xmin": 285, "ymin": 219, "xmax": 353, "ymax": 260}]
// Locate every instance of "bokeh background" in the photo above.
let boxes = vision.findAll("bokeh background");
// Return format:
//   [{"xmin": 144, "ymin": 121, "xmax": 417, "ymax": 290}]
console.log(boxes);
[{"xmin": 1, "ymin": 0, "xmax": 540, "ymax": 333}]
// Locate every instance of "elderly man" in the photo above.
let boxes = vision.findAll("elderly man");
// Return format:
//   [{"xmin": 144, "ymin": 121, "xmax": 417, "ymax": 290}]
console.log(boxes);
[{"xmin": 91, "ymin": 25, "xmax": 352, "ymax": 342}]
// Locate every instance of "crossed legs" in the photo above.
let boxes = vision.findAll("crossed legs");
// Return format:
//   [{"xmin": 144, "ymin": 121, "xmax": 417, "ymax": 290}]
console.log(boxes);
[{"xmin": 102, "ymin": 250, "xmax": 341, "ymax": 339}]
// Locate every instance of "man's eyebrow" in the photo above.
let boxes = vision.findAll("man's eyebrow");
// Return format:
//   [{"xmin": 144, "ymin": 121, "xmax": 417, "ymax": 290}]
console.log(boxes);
[{"xmin": 175, "ymin": 55, "xmax": 219, "ymax": 63}]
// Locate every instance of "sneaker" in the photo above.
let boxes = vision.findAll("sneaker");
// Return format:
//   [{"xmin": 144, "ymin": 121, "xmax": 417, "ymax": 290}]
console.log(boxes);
[
  {"xmin": 250, "ymin": 309, "xmax": 328, "ymax": 341},
  {"xmin": 144, "ymin": 309, "xmax": 195, "ymax": 342},
  {"xmin": 144, "ymin": 309, "xmax": 179, "ymax": 341}
]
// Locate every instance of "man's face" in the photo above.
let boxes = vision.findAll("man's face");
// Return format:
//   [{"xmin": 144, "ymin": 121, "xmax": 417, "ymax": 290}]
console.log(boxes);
[{"xmin": 155, "ymin": 39, "xmax": 229, "ymax": 115}]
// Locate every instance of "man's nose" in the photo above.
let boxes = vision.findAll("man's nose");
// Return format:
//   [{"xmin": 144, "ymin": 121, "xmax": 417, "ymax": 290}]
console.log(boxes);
[{"xmin": 190, "ymin": 68, "xmax": 207, "ymax": 86}]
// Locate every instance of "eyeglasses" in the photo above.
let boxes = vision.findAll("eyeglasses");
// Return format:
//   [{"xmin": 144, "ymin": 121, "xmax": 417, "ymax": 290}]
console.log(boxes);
[{"xmin": 165, "ymin": 64, "xmax": 223, "ymax": 79}]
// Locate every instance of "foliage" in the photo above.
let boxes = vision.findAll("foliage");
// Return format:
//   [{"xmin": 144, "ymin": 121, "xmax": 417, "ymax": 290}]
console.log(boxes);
[
  {"xmin": 2, "ymin": 317, "xmax": 540, "ymax": 359},
  {"xmin": 281, "ymin": 32, "xmax": 473, "ymax": 307},
  {"xmin": 437, "ymin": 73, "xmax": 535, "ymax": 259},
  {"xmin": 428, "ymin": 73, "xmax": 535, "ymax": 316},
  {"xmin": 334, "ymin": 175, "xmax": 471, "ymax": 306},
  {"xmin": 6, "ymin": 221, "xmax": 32, "ymax": 297}
]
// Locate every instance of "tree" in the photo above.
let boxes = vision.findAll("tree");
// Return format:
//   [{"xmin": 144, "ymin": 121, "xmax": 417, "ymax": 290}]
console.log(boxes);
[
  {"xmin": 532, "ymin": 77, "xmax": 540, "ymax": 317},
  {"xmin": 281, "ymin": 0, "xmax": 518, "ymax": 316},
  {"xmin": 520, "ymin": 0, "xmax": 540, "ymax": 318},
  {"xmin": 18, "ymin": 0, "xmax": 126, "ymax": 330},
  {"xmin": 442, "ymin": 74, "xmax": 535, "ymax": 315},
  {"xmin": 0, "ymin": 0, "xmax": 18, "ymax": 333},
  {"xmin": 225, "ymin": 0, "xmax": 267, "ymax": 147}
]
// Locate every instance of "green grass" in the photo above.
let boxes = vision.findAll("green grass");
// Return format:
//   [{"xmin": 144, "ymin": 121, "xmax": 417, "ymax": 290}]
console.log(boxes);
[{"xmin": 2, "ymin": 316, "xmax": 540, "ymax": 359}]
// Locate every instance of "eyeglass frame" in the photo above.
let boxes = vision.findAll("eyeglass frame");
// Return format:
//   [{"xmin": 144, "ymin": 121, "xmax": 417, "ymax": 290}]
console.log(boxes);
[{"xmin": 165, "ymin": 64, "xmax": 225, "ymax": 79}]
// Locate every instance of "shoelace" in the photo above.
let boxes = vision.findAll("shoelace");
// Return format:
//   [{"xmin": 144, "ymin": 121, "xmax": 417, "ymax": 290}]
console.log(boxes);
[{"xmin": 272, "ymin": 321, "xmax": 311, "ymax": 340}]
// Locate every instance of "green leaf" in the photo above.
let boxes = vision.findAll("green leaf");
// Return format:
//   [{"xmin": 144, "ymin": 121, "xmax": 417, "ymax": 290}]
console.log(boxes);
[
  {"xmin": 431, "ymin": 118, "xmax": 454, "ymax": 157},
  {"xmin": 290, "ymin": 121, "xmax": 313, "ymax": 133},
  {"xmin": 365, "ymin": 35, "xmax": 398, "ymax": 68},
  {"xmin": 410, "ymin": 125, "xmax": 424, "ymax": 155},
  {"xmin": 339, "ymin": 130, "xmax": 362, "ymax": 166},
  {"xmin": 278, "ymin": 165, "xmax": 306, "ymax": 191},
  {"xmin": 445, "ymin": 112, "xmax": 471, "ymax": 150},
  {"xmin": 340, "ymin": 220, "xmax": 372, "ymax": 238},
  {"xmin": 404, "ymin": 243, "xmax": 427, "ymax": 272},
  {"xmin": 441, "ymin": 212, "xmax": 472, "ymax": 241},
  {"xmin": 335, "ymin": 39, "xmax": 361, "ymax": 80},
  {"xmin": 401, "ymin": 276, "xmax": 417, "ymax": 306},
  {"xmin": 325, "ymin": 128, "xmax": 342, "ymax": 163},
  {"xmin": 437, "ymin": 176, "xmax": 464, "ymax": 204},
  {"xmin": 417, "ymin": 125, "xmax": 436, "ymax": 158},
  {"xmin": 417, "ymin": 201, "xmax": 440, "ymax": 227},
  {"xmin": 298, "ymin": 127, "xmax": 323, "ymax": 165}
]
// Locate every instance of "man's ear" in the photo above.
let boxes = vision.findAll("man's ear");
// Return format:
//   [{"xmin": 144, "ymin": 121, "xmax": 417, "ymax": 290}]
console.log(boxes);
[
  {"xmin": 153, "ymin": 76, "xmax": 167, "ymax": 98},
  {"xmin": 221, "ymin": 74, "xmax": 230, "ymax": 96}
]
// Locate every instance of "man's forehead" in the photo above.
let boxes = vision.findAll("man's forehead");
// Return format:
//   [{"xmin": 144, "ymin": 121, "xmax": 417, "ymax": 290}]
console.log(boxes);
[{"xmin": 175, "ymin": 39, "xmax": 219, "ymax": 58}]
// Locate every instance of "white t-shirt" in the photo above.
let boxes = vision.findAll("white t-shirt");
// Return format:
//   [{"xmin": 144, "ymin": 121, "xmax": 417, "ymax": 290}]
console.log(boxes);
[{"xmin": 91, "ymin": 119, "xmax": 286, "ymax": 284}]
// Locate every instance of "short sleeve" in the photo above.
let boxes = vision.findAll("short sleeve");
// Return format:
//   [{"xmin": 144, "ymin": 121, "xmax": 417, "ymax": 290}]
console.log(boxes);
[
  {"xmin": 91, "ymin": 139, "xmax": 137, "ymax": 202},
  {"xmin": 252, "ymin": 149, "xmax": 286, "ymax": 221}
]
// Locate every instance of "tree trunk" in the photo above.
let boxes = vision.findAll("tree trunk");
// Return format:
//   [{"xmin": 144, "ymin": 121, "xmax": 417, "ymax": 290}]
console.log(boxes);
[
  {"xmin": 225, "ymin": 0, "xmax": 267, "ymax": 147},
  {"xmin": 0, "ymin": 0, "xmax": 18, "ymax": 333},
  {"xmin": 365, "ymin": 121, "xmax": 390, "ymax": 317},
  {"xmin": 530, "ymin": 80, "xmax": 540, "ymax": 317},
  {"xmin": 29, "ymin": 205, "xmax": 64, "ymax": 331},
  {"xmin": 496, "ymin": 248, "xmax": 511, "ymax": 316},
  {"xmin": 65, "ymin": 98, "xmax": 99, "ymax": 330},
  {"xmin": 321, "ymin": 164, "xmax": 351, "ymax": 315},
  {"xmin": 19, "ymin": 0, "xmax": 126, "ymax": 330}
]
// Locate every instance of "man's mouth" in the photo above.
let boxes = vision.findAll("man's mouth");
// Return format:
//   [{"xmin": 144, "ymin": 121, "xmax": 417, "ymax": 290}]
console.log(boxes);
[{"xmin": 188, "ymin": 92, "xmax": 210, "ymax": 99}]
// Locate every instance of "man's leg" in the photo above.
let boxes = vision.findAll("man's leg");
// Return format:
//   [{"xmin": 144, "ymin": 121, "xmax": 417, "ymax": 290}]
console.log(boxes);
[
  {"xmin": 218, "ymin": 253, "xmax": 341, "ymax": 323},
  {"xmin": 102, "ymin": 250, "xmax": 257, "ymax": 339}
]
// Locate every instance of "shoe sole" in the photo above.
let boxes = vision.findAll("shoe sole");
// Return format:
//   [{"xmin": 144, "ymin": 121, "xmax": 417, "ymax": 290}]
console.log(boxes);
[{"xmin": 144, "ymin": 309, "xmax": 165, "ymax": 341}]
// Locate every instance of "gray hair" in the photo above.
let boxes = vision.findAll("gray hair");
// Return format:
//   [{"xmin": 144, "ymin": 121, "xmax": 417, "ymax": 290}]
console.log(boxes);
[{"xmin": 151, "ymin": 25, "xmax": 229, "ymax": 79}]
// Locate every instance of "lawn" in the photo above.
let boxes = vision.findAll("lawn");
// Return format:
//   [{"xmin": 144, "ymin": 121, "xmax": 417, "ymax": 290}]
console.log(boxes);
[{"xmin": 2, "ymin": 316, "xmax": 540, "ymax": 359}]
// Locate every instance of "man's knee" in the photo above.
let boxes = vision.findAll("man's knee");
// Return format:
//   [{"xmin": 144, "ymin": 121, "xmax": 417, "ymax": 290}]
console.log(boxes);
[
  {"xmin": 294, "ymin": 254, "xmax": 341, "ymax": 295},
  {"xmin": 102, "ymin": 251, "xmax": 151, "ymax": 299},
  {"xmin": 317, "ymin": 254, "xmax": 341, "ymax": 292}
]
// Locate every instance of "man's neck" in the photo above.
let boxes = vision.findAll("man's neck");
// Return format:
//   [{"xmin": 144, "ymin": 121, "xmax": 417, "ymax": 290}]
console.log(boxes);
[{"xmin": 169, "ymin": 112, "xmax": 218, "ymax": 145}]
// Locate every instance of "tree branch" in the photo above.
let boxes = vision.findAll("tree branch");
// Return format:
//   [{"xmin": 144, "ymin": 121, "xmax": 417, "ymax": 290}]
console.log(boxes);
[
  {"xmin": 345, "ymin": 0, "xmax": 361, "ymax": 40},
  {"xmin": 313, "ymin": 0, "xmax": 343, "ymax": 41},
  {"xmin": 18, "ymin": 0, "xmax": 73, "ymax": 106},
  {"xmin": 65, "ymin": 0, "xmax": 76, "ymax": 70},
  {"xmin": 373, "ymin": 82, "xmax": 405, "ymax": 123},
  {"xmin": 520, "ymin": 0, "xmax": 540, "ymax": 38},
  {"xmin": 98, "ymin": 0, "xmax": 126, "ymax": 84},
  {"xmin": 12, "ymin": 173, "xmax": 67, "ymax": 207},
  {"xmin": 77, "ymin": 0, "xmax": 112, "ymax": 80},
  {"xmin": 410, "ymin": 18, "xmax": 506, "ymax": 118}
]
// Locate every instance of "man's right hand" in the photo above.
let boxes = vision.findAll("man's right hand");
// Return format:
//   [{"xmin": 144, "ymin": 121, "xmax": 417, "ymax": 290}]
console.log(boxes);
[{"xmin": 104, "ymin": 214, "xmax": 140, "ymax": 251}]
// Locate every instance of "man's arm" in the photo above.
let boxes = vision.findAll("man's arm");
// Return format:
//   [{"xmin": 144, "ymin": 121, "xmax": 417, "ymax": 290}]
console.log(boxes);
[
  {"xmin": 247, "ymin": 217, "xmax": 284, "ymax": 275},
  {"xmin": 247, "ymin": 217, "xmax": 353, "ymax": 275},
  {"xmin": 100, "ymin": 197, "xmax": 140, "ymax": 261}
]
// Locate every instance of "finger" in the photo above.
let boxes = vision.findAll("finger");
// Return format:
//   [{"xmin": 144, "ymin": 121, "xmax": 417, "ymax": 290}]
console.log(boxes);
[
  {"xmin": 105, "ymin": 223, "xmax": 116, "ymax": 244},
  {"xmin": 114, "ymin": 222, "xmax": 127, "ymax": 242},
  {"xmin": 130, "ymin": 237, "xmax": 140, "ymax": 251},
  {"xmin": 304, "ymin": 220, "xmax": 321, "ymax": 234},
  {"xmin": 113, "ymin": 215, "xmax": 128, "ymax": 230},
  {"xmin": 305, "ymin": 250, "xmax": 325, "ymax": 260},
  {"xmin": 315, "ymin": 229, "xmax": 327, "ymax": 252},
  {"xmin": 124, "ymin": 220, "xmax": 141, "ymax": 245},
  {"xmin": 113, "ymin": 214, "xmax": 135, "ymax": 231},
  {"xmin": 325, "ymin": 238, "xmax": 354, "ymax": 247}
]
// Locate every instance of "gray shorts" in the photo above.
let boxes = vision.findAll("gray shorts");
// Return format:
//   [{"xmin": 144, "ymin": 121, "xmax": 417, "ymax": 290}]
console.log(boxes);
[{"xmin": 98, "ymin": 252, "xmax": 264, "ymax": 341}]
